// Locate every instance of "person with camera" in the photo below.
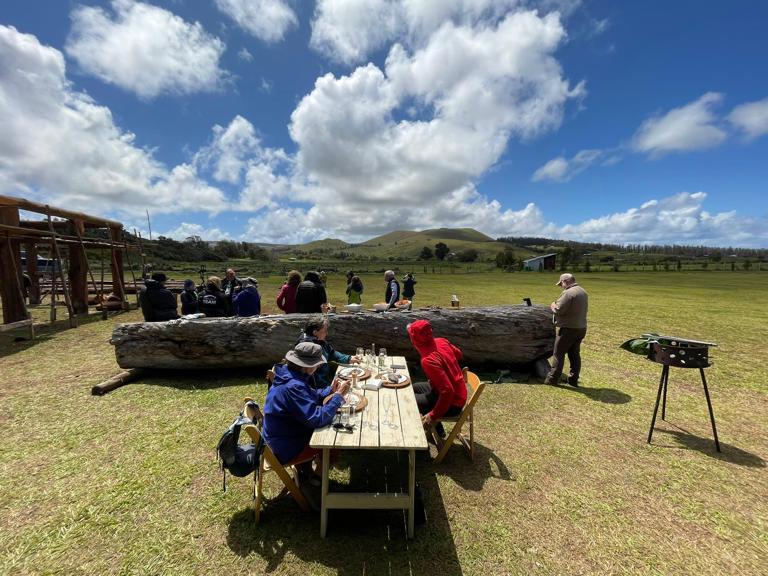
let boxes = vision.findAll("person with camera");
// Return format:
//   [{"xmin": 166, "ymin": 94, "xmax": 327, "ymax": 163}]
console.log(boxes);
[{"xmin": 402, "ymin": 273, "xmax": 416, "ymax": 308}]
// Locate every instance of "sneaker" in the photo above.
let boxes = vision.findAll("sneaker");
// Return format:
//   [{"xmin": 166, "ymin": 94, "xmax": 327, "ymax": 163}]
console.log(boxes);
[{"xmin": 567, "ymin": 376, "xmax": 579, "ymax": 387}]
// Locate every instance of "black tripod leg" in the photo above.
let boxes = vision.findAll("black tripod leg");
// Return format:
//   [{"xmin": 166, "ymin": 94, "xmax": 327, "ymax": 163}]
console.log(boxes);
[
  {"xmin": 700, "ymin": 368, "xmax": 721, "ymax": 452},
  {"xmin": 648, "ymin": 365, "xmax": 667, "ymax": 444},
  {"xmin": 661, "ymin": 366, "xmax": 669, "ymax": 420}
]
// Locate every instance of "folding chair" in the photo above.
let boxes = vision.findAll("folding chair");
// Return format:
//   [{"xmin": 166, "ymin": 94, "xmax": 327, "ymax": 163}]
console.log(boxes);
[
  {"xmin": 429, "ymin": 368, "xmax": 486, "ymax": 464},
  {"xmin": 242, "ymin": 398, "xmax": 311, "ymax": 523}
]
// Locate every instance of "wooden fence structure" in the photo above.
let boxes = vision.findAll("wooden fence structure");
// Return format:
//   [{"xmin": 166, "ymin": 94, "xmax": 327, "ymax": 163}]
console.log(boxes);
[{"xmin": 0, "ymin": 194, "xmax": 141, "ymax": 333}]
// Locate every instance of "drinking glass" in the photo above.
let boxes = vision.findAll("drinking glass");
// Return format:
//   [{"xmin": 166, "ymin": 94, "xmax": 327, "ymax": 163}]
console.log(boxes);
[
  {"xmin": 356, "ymin": 346, "xmax": 364, "ymax": 359},
  {"xmin": 364, "ymin": 348, "xmax": 372, "ymax": 367},
  {"xmin": 381, "ymin": 394, "xmax": 391, "ymax": 425},
  {"xmin": 340, "ymin": 404, "xmax": 350, "ymax": 427},
  {"xmin": 378, "ymin": 348, "xmax": 387, "ymax": 370}
]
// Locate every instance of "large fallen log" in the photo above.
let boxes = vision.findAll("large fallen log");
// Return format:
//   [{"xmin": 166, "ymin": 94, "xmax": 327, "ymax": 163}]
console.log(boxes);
[{"xmin": 110, "ymin": 305, "xmax": 555, "ymax": 370}]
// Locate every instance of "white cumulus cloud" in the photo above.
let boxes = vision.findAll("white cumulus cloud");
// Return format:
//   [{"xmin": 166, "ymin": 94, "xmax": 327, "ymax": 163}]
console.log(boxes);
[
  {"xmin": 0, "ymin": 25, "xmax": 227, "ymax": 218},
  {"xmin": 215, "ymin": 0, "xmax": 297, "ymax": 43},
  {"xmin": 310, "ymin": 0, "xmax": 524, "ymax": 65},
  {"xmin": 162, "ymin": 222, "xmax": 232, "ymax": 241},
  {"xmin": 727, "ymin": 97, "xmax": 768, "ymax": 141},
  {"xmin": 292, "ymin": 10, "xmax": 584, "ymax": 238},
  {"xmin": 531, "ymin": 149, "xmax": 606, "ymax": 182},
  {"xmin": 557, "ymin": 191, "xmax": 767, "ymax": 246},
  {"xmin": 65, "ymin": 0, "xmax": 228, "ymax": 99},
  {"xmin": 632, "ymin": 92, "xmax": 727, "ymax": 157}
]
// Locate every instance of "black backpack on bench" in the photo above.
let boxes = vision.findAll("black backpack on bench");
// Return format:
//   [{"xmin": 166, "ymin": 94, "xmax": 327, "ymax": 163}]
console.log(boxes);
[{"xmin": 216, "ymin": 401, "xmax": 265, "ymax": 491}]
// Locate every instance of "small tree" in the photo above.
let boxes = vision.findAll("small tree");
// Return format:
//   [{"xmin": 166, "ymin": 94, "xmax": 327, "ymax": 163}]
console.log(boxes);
[
  {"xmin": 457, "ymin": 248, "xmax": 479, "ymax": 262},
  {"xmin": 419, "ymin": 246, "xmax": 433, "ymax": 260},
  {"xmin": 435, "ymin": 242, "xmax": 449, "ymax": 261}
]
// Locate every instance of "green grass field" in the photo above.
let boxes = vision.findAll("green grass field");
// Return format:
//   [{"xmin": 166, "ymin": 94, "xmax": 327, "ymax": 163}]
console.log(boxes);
[{"xmin": 1, "ymin": 271, "xmax": 767, "ymax": 575}]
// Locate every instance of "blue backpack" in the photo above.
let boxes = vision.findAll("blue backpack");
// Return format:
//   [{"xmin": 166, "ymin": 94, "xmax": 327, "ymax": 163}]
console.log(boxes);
[{"xmin": 216, "ymin": 401, "xmax": 264, "ymax": 491}]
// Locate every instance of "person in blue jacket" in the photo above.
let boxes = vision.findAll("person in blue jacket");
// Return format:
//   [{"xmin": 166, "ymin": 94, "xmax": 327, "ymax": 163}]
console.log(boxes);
[
  {"xmin": 233, "ymin": 277, "xmax": 261, "ymax": 317},
  {"xmin": 297, "ymin": 315, "xmax": 362, "ymax": 388},
  {"xmin": 262, "ymin": 342, "xmax": 349, "ymax": 469}
]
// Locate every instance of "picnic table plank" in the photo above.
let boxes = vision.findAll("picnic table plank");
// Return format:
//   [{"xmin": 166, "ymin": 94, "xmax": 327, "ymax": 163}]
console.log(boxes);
[
  {"xmin": 359, "ymin": 386, "xmax": 380, "ymax": 448},
  {"xmin": 398, "ymin": 383, "xmax": 428, "ymax": 449},
  {"xmin": 377, "ymin": 386, "xmax": 403, "ymax": 447}
]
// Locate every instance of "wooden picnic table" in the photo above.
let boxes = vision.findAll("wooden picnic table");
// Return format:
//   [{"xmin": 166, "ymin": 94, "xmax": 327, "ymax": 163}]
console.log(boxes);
[{"xmin": 309, "ymin": 355, "xmax": 429, "ymax": 538}]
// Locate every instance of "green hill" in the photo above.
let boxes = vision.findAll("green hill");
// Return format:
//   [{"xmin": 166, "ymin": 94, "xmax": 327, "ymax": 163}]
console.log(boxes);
[{"xmin": 273, "ymin": 227, "xmax": 520, "ymax": 262}]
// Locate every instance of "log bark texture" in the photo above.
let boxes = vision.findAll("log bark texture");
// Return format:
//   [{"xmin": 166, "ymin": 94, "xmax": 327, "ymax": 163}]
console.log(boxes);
[{"xmin": 110, "ymin": 305, "xmax": 555, "ymax": 370}]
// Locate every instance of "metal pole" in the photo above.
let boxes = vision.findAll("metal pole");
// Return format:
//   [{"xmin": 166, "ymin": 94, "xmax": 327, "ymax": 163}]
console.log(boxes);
[
  {"xmin": 647, "ymin": 365, "xmax": 667, "ymax": 445},
  {"xmin": 699, "ymin": 368, "xmax": 721, "ymax": 452}
]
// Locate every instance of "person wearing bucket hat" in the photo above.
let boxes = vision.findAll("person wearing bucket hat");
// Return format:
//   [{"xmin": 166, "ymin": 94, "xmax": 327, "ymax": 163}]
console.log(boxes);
[
  {"xmin": 139, "ymin": 272, "xmax": 179, "ymax": 322},
  {"xmin": 232, "ymin": 277, "xmax": 261, "ymax": 317},
  {"xmin": 544, "ymin": 272, "xmax": 588, "ymax": 387},
  {"xmin": 262, "ymin": 342, "xmax": 349, "ymax": 468}
]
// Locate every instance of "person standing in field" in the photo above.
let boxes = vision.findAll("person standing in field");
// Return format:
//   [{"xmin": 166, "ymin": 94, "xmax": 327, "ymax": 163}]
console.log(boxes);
[
  {"xmin": 544, "ymin": 273, "xmax": 588, "ymax": 387},
  {"xmin": 402, "ymin": 273, "xmax": 416, "ymax": 307},
  {"xmin": 383, "ymin": 270, "xmax": 400, "ymax": 309},
  {"xmin": 346, "ymin": 275, "xmax": 364, "ymax": 305},
  {"xmin": 295, "ymin": 270, "xmax": 327, "ymax": 313},
  {"xmin": 221, "ymin": 268, "xmax": 242, "ymax": 306},
  {"xmin": 345, "ymin": 270, "xmax": 364, "ymax": 304},
  {"xmin": 276, "ymin": 270, "xmax": 302, "ymax": 314}
]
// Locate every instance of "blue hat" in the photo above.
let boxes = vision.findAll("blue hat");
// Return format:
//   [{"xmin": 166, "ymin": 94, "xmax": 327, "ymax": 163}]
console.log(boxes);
[{"xmin": 184, "ymin": 279, "xmax": 194, "ymax": 289}]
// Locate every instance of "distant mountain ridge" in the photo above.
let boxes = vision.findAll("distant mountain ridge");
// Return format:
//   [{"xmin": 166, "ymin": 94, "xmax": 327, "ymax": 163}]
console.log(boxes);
[{"xmin": 274, "ymin": 227, "xmax": 505, "ymax": 260}]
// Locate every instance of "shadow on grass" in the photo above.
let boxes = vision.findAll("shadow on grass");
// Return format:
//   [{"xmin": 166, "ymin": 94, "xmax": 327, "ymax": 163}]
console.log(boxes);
[
  {"xmin": 651, "ymin": 425, "xmax": 766, "ymax": 468},
  {"xmin": 424, "ymin": 442, "xmax": 514, "ymax": 491},
  {"xmin": 555, "ymin": 383, "xmax": 632, "ymax": 404},
  {"xmin": 226, "ymin": 451, "xmax": 462, "ymax": 575},
  {"xmin": 0, "ymin": 310, "xmax": 116, "ymax": 359},
  {"xmin": 129, "ymin": 367, "xmax": 270, "ymax": 391}
]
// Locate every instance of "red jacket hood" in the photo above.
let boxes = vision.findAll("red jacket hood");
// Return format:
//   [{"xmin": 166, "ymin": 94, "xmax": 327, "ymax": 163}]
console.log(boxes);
[{"xmin": 408, "ymin": 319, "xmax": 436, "ymax": 356}]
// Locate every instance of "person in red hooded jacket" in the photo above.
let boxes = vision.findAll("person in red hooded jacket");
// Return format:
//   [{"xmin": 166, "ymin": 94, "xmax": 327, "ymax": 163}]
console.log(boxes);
[{"xmin": 407, "ymin": 319, "xmax": 467, "ymax": 437}]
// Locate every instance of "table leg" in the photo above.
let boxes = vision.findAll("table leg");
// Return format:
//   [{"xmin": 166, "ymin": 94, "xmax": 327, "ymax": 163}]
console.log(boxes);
[
  {"xmin": 408, "ymin": 449, "xmax": 415, "ymax": 538},
  {"xmin": 661, "ymin": 365, "xmax": 669, "ymax": 420},
  {"xmin": 320, "ymin": 448, "xmax": 329, "ymax": 538},
  {"xmin": 648, "ymin": 365, "xmax": 668, "ymax": 445},
  {"xmin": 700, "ymin": 368, "xmax": 721, "ymax": 452}
]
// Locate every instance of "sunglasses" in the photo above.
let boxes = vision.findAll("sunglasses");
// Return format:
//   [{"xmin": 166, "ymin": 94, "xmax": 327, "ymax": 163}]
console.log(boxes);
[{"xmin": 332, "ymin": 422, "xmax": 354, "ymax": 432}]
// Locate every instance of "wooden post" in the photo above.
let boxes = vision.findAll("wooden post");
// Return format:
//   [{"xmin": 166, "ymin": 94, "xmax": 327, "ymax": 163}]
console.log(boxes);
[
  {"xmin": 67, "ymin": 219, "xmax": 89, "ymax": 314},
  {"xmin": 46, "ymin": 211, "xmax": 77, "ymax": 328},
  {"xmin": 109, "ymin": 226, "xmax": 126, "ymax": 304},
  {"xmin": 23, "ymin": 242, "xmax": 41, "ymax": 305},
  {"xmin": 0, "ymin": 207, "xmax": 27, "ymax": 324}
]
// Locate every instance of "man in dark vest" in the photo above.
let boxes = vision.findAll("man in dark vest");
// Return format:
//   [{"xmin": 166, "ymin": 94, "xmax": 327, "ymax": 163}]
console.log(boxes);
[{"xmin": 383, "ymin": 270, "xmax": 400, "ymax": 309}]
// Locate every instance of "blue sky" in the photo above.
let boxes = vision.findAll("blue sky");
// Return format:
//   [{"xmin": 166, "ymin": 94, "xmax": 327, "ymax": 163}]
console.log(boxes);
[{"xmin": 2, "ymin": 1, "xmax": 767, "ymax": 247}]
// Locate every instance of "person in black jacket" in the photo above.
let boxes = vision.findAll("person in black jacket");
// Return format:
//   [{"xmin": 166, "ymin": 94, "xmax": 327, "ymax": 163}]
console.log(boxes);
[
  {"xmin": 295, "ymin": 270, "xmax": 327, "ymax": 314},
  {"xmin": 139, "ymin": 272, "xmax": 180, "ymax": 322},
  {"xmin": 198, "ymin": 276, "xmax": 232, "ymax": 317},
  {"xmin": 179, "ymin": 279, "xmax": 199, "ymax": 315}
]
